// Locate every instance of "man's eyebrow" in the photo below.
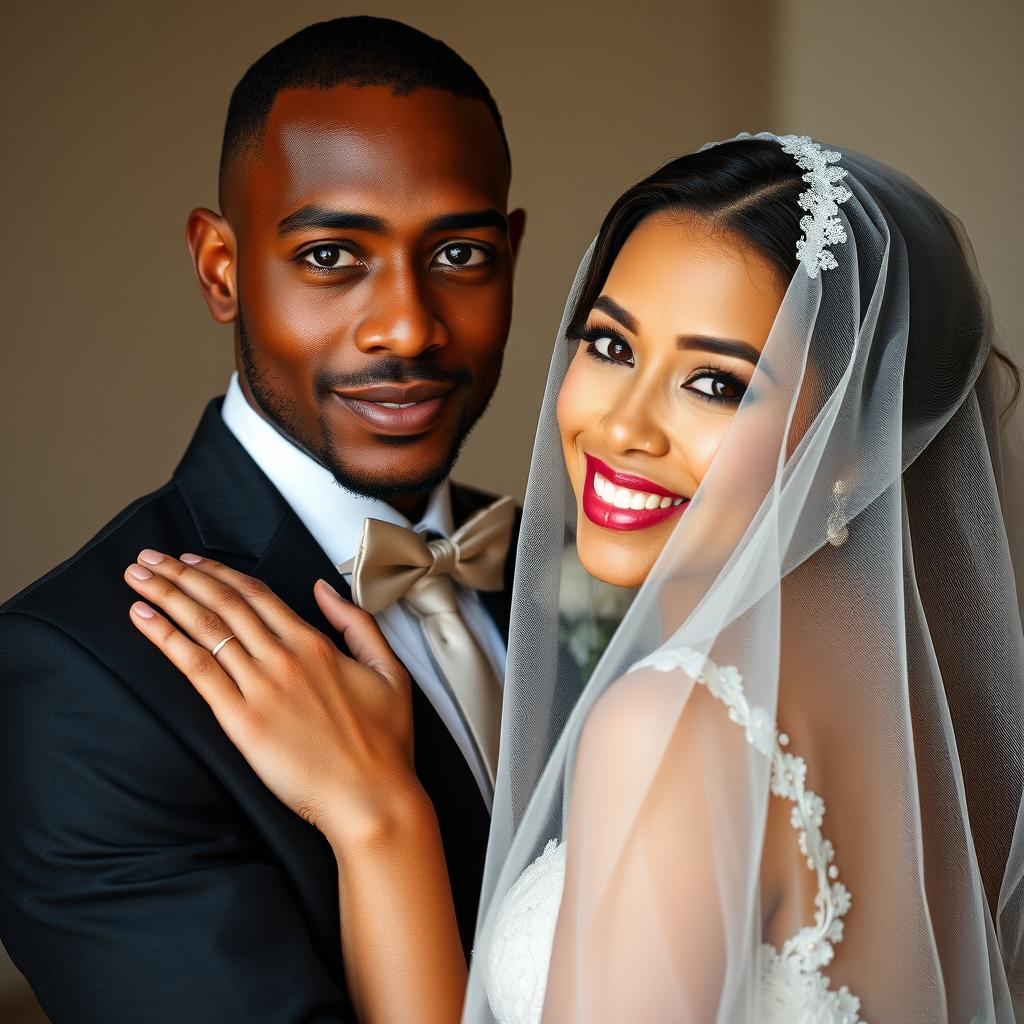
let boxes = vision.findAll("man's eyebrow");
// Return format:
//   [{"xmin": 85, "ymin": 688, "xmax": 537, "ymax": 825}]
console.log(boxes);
[
  {"xmin": 277, "ymin": 206, "xmax": 388, "ymax": 236},
  {"xmin": 425, "ymin": 209, "xmax": 508, "ymax": 234},
  {"xmin": 593, "ymin": 295, "xmax": 638, "ymax": 333}
]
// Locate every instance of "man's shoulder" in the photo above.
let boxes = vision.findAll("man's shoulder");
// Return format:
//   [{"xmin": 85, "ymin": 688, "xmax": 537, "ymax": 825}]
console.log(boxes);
[
  {"xmin": 1, "ymin": 394, "xmax": 264, "ymax": 634},
  {"xmin": 1, "ymin": 478, "xmax": 190, "ymax": 629}
]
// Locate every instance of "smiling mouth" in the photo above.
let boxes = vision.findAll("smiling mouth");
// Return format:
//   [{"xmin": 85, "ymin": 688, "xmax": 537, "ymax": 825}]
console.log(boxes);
[
  {"xmin": 582, "ymin": 454, "xmax": 690, "ymax": 531},
  {"xmin": 592, "ymin": 470, "xmax": 687, "ymax": 511},
  {"xmin": 330, "ymin": 381, "xmax": 458, "ymax": 436}
]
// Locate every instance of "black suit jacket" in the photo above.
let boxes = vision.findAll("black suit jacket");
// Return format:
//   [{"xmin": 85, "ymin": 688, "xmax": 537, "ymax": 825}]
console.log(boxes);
[{"xmin": 0, "ymin": 398, "xmax": 512, "ymax": 1023}]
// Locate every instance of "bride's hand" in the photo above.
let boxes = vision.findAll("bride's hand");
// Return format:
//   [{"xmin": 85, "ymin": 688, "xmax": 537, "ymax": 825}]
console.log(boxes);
[{"xmin": 123, "ymin": 549, "xmax": 422, "ymax": 850}]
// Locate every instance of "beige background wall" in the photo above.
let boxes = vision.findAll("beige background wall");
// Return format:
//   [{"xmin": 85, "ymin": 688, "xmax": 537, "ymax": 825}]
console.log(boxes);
[{"xmin": 1, "ymin": 1, "xmax": 1020, "ymax": 1019}]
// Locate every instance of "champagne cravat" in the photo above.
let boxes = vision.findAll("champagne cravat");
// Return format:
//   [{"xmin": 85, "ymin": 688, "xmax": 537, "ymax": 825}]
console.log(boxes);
[{"xmin": 340, "ymin": 496, "xmax": 515, "ymax": 787}]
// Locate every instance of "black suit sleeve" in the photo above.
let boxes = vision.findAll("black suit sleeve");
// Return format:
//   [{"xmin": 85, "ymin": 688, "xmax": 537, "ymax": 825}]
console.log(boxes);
[{"xmin": 0, "ymin": 612, "xmax": 352, "ymax": 1024}]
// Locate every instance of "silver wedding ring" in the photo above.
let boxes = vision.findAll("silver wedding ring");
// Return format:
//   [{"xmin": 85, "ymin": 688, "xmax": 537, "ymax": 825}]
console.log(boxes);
[{"xmin": 210, "ymin": 634, "xmax": 237, "ymax": 657}]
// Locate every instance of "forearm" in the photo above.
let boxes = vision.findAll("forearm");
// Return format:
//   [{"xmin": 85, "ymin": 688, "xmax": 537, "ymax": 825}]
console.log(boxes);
[{"xmin": 324, "ymin": 785, "xmax": 467, "ymax": 1024}]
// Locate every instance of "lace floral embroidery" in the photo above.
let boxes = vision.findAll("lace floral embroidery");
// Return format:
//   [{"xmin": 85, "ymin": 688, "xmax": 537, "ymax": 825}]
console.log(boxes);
[
  {"xmin": 700, "ymin": 132, "xmax": 853, "ymax": 278},
  {"xmin": 775, "ymin": 134, "xmax": 852, "ymax": 279},
  {"xmin": 630, "ymin": 646, "xmax": 865, "ymax": 1023}
]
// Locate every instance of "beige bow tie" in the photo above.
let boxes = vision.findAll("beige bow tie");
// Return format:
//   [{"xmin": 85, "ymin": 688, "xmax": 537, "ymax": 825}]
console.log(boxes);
[
  {"xmin": 340, "ymin": 496, "xmax": 516, "ymax": 788},
  {"xmin": 342, "ymin": 495, "xmax": 516, "ymax": 616}
]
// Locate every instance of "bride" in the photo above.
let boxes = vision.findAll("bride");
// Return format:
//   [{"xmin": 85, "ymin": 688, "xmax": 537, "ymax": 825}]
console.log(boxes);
[{"xmin": 124, "ymin": 133, "xmax": 1024, "ymax": 1022}]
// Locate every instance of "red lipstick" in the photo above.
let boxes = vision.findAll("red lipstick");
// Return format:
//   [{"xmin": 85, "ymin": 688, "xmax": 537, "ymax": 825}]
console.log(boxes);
[{"xmin": 582, "ymin": 454, "xmax": 689, "ymax": 531}]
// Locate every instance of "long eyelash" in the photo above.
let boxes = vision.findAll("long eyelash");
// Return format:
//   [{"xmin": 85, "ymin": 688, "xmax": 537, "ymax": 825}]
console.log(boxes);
[
  {"xmin": 685, "ymin": 364, "xmax": 749, "ymax": 405},
  {"xmin": 579, "ymin": 324, "xmax": 633, "ymax": 365}
]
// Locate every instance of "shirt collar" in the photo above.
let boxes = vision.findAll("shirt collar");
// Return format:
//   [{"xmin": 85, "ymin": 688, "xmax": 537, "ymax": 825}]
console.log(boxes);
[{"xmin": 220, "ymin": 371, "xmax": 453, "ymax": 569}]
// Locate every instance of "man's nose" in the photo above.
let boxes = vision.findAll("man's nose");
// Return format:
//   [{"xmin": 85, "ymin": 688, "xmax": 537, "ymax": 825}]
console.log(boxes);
[
  {"xmin": 352, "ymin": 261, "xmax": 447, "ymax": 359},
  {"xmin": 600, "ymin": 376, "xmax": 671, "ymax": 458}
]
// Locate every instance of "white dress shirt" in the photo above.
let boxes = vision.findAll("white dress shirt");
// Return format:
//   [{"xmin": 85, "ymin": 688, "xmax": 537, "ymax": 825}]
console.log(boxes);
[{"xmin": 220, "ymin": 372, "xmax": 506, "ymax": 808}]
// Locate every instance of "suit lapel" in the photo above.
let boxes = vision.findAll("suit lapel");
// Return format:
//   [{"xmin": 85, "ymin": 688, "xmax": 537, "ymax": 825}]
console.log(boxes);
[
  {"xmin": 173, "ymin": 399, "xmax": 292, "ymax": 559},
  {"xmin": 249, "ymin": 513, "xmax": 353, "ymax": 636}
]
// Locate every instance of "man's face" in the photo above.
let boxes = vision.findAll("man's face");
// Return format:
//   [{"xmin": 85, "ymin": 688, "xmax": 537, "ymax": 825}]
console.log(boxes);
[{"xmin": 214, "ymin": 84, "xmax": 522, "ymax": 505}]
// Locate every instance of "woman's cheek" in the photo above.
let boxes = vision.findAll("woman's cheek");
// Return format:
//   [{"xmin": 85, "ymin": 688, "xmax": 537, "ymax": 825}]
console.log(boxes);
[
  {"xmin": 556, "ymin": 352, "xmax": 586, "ymax": 424},
  {"xmin": 670, "ymin": 413, "xmax": 731, "ymax": 487},
  {"xmin": 557, "ymin": 355, "xmax": 597, "ymax": 485}
]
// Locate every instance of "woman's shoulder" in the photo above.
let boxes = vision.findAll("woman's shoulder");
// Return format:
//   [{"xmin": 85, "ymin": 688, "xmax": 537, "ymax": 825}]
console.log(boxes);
[{"xmin": 578, "ymin": 649, "xmax": 747, "ymax": 773}]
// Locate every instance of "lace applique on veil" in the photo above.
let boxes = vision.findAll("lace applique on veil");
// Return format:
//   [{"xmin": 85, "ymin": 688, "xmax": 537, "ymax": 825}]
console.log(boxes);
[
  {"xmin": 485, "ymin": 647, "xmax": 867, "ymax": 1024},
  {"xmin": 633, "ymin": 647, "xmax": 866, "ymax": 1023}
]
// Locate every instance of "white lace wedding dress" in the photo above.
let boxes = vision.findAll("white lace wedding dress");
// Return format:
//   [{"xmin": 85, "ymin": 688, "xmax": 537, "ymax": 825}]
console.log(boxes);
[{"xmin": 484, "ymin": 648, "xmax": 867, "ymax": 1024}]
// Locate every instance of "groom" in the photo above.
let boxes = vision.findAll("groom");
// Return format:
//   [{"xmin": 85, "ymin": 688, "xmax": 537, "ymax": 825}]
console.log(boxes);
[{"xmin": 0, "ymin": 17, "xmax": 524, "ymax": 1023}]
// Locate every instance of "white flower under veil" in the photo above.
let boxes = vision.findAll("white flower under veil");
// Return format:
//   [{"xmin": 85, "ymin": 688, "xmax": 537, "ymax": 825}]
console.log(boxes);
[{"xmin": 462, "ymin": 134, "xmax": 1024, "ymax": 1022}]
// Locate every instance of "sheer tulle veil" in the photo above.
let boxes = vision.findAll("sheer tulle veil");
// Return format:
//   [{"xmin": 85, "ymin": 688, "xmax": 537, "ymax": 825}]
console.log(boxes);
[{"xmin": 462, "ymin": 133, "xmax": 1024, "ymax": 1022}]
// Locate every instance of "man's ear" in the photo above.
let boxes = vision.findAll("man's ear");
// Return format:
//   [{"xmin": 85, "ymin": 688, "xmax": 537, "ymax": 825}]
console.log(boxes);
[
  {"xmin": 186, "ymin": 208, "xmax": 238, "ymax": 324},
  {"xmin": 508, "ymin": 207, "xmax": 527, "ymax": 266}
]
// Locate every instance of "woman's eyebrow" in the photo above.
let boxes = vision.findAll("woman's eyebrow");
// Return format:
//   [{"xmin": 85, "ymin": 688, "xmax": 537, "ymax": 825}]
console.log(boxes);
[
  {"xmin": 678, "ymin": 335, "xmax": 775, "ymax": 383},
  {"xmin": 676, "ymin": 335, "xmax": 762, "ymax": 366},
  {"xmin": 592, "ymin": 296, "xmax": 774, "ymax": 381},
  {"xmin": 593, "ymin": 295, "xmax": 638, "ymax": 333}
]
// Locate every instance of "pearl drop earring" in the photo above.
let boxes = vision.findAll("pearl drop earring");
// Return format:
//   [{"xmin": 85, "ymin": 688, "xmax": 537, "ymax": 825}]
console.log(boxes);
[{"xmin": 827, "ymin": 479, "xmax": 849, "ymax": 547}]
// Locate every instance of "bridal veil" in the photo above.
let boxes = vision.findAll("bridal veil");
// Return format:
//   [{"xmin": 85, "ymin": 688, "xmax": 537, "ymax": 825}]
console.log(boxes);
[{"xmin": 463, "ymin": 134, "xmax": 1024, "ymax": 1022}]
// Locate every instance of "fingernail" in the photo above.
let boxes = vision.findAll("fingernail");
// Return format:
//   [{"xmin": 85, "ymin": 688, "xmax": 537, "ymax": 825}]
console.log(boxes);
[
  {"xmin": 138, "ymin": 549, "xmax": 164, "ymax": 565},
  {"xmin": 127, "ymin": 563, "xmax": 153, "ymax": 581},
  {"xmin": 317, "ymin": 578, "xmax": 340, "ymax": 597},
  {"xmin": 131, "ymin": 601, "xmax": 155, "ymax": 619},
  {"xmin": 180, "ymin": 553, "xmax": 203, "ymax": 565}
]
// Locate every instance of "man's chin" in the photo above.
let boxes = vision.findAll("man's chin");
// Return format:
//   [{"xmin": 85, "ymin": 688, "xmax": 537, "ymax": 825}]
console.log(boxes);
[
  {"xmin": 318, "ymin": 411, "xmax": 477, "ymax": 503},
  {"xmin": 324, "ymin": 453, "xmax": 457, "ymax": 504}
]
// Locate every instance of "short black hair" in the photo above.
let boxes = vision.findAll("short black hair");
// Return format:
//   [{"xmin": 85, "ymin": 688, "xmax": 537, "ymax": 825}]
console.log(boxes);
[{"xmin": 219, "ymin": 16, "xmax": 510, "ymax": 206}]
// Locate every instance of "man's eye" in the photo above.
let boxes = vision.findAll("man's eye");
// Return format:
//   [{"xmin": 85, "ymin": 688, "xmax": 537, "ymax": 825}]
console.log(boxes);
[
  {"xmin": 433, "ymin": 243, "xmax": 490, "ymax": 269},
  {"xmin": 302, "ymin": 245, "xmax": 359, "ymax": 270},
  {"xmin": 592, "ymin": 335, "xmax": 635, "ymax": 365}
]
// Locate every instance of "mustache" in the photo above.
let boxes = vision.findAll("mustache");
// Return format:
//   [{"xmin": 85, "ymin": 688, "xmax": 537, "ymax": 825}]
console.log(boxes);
[{"xmin": 315, "ymin": 357, "xmax": 472, "ymax": 395}]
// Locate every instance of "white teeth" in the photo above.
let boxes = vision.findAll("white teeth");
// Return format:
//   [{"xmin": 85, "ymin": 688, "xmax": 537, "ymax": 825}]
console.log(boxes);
[
  {"xmin": 379, "ymin": 401, "xmax": 417, "ymax": 409},
  {"xmin": 592, "ymin": 472, "xmax": 686, "ymax": 512}
]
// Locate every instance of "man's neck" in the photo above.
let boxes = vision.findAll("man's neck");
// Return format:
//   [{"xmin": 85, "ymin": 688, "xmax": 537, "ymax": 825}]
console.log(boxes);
[{"xmin": 388, "ymin": 492, "xmax": 430, "ymax": 522}]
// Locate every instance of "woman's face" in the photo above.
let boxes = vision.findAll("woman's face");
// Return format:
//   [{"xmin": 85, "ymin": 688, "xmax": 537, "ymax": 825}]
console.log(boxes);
[{"xmin": 557, "ymin": 212, "xmax": 787, "ymax": 588}]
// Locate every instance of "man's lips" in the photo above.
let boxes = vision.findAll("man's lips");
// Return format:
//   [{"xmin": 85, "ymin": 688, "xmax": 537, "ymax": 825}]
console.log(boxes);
[
  {"xmin": 582, "ymin": 454, "xmax": 689, "ymax": 531},
  {"xmin": 332, "ymin": 381, "xmax": 455, "ymax": 404},
  {"xmin": 330, "ymin": 381, "xmax": 458, "ymax": 436}
]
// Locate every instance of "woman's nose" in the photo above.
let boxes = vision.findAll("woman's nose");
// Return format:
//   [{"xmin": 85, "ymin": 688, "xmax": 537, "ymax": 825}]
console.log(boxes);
[
  {"xmin": 600, "ymin": 379, "xmax": 671, "ymax": 457},
  {"xmin": 352, "ymin": 262, "xmax": 447, "ymax": 358}
]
